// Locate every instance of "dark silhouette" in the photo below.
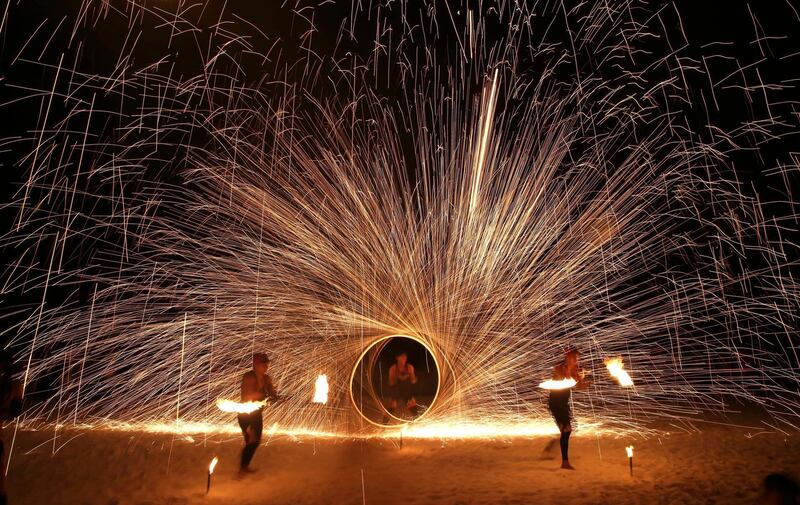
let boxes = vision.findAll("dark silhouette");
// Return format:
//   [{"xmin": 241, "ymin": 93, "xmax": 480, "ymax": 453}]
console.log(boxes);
[{"xmin": 761, "ymin": 473, "xmax": 799, "ymax": 505}]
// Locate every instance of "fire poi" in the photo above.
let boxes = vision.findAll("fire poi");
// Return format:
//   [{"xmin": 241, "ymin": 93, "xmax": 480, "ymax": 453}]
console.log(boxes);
[
  {"xmin": 216, "ymin": 399, "xmax": 266, "ymax": 414},
  {"xmin": 538, "ymin": 378, "xmax": 578, "ymax": 390},
  {"xmin": 605, "ymin": 358, "xmax": 634, "ymax": 387}
]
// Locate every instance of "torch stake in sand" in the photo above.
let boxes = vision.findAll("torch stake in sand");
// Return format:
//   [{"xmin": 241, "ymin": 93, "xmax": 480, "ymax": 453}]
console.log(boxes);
[
  {"xmin": 626, "ymin": 446, "xmax": 633, "ymax": 477},
  {"xmin": 207, "ymin": 456, "xmax": 219, "ymax": 494}
]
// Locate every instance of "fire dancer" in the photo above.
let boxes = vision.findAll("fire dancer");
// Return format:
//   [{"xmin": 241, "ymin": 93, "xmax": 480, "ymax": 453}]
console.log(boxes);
[
  {"xmin": 546, "ymin": 347, "xmax": 589, "ymax": 470},
  {"xmin": 388, "ymin": 351, "xmax": 418, "ymax": 418},
  {"xmin": 237, "ymin": 353, "xmax": 278, "ymax": 477},
  {"xmin": 0, "ymin": 350, "xmax": 22, "ymax": 505}
]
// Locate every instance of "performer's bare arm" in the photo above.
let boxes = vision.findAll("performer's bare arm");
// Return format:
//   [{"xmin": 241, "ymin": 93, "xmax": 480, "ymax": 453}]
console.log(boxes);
[
  {"xmin": 408, "ymin": 364, "xmax": 418, "ymax": 384},
  {"xmin": 388, "ymin": 365, "xmax": 397, "ymax": 387},
  {"xmin": 576, "ymin": 368, "xmax": 592, "ymax": 389}
]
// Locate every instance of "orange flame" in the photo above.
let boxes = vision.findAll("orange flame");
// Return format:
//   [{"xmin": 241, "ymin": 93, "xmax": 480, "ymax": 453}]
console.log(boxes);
[
  {"xmin": 538, "ymin": 378, "xmax": 577, "ymax": 390},
  {"xmin": 216, "ymin": 398, "xmax": 266, "ymax": 413},
  {"xmin": 209, "ymin": 456, "xmax": 219, "ymax": 474},
  {"xmin": 313, "ymin": 374, "xmax": 329, "ymax": 404},
  {"xmin": 605, "ymin": 357, "xmax": 634, "ymax": 387},
  {"xmin": 625, "ymin": 445, "xmax": 633, "ymax": 458}
]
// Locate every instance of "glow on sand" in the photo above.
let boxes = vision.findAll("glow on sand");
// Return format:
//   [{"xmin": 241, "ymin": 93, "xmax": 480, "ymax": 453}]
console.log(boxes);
[{"xmin": 59, "ymin": 418, "xmax": 622, "ymax": 439}]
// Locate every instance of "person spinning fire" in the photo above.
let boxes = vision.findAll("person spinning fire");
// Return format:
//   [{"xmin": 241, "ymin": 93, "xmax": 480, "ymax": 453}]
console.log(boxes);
[
  {"xmin": 238, "ymin": 352, "xmax": 278, "ymax": 477},
  {"xmin": 546, "ymin": 347, "xmax": 590, "ymax": 470},
  {"xmin": 388, "ymin": 351, "xmax": 418, "ymax": 418}
]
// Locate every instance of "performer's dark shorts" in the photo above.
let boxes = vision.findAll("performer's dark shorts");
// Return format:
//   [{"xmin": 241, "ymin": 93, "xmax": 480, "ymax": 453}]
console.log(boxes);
[
  {"xmin": 238, "ymin": 411, "xmax": 263, "ymax": 443},
  {"xmin": 548, "ymin": 396, "xmax": 572, "ymax": 432},
  {"xmin": 391, "ymin": 382, "xmax": 414, "ymax": 405}
]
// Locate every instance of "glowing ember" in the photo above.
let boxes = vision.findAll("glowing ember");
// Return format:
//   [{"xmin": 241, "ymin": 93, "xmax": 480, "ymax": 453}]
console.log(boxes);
[
  {"xmin": 605, "ymin": 358, "xmax": 634, "ymax": 387},
  {"xmin": 538, "ymin": 378, "xmax": 577, "ymax": 390},
  {"xmin": 216, "ymin": 399, "xmax": 265, "ymax": 414},
  {"xmin": 312, "ymin": 374, "xmax": 329, "ymax": 404},
  {"xmin": 208, "ymin": 456, "xmax": 219, "ymax": 474},
  {"xmin": 626, "ymin": 445, "xmax": 634, "ymax": 458}
]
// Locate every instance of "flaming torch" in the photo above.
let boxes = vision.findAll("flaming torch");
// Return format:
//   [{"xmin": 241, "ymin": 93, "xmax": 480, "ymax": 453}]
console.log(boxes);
[
  {"xmin": 216, "ymin": 398, "xmax": 266, "ymax": 413},
  {"xmin": 605, "ymin": 358, "xmax": 634, "ymax": 387},
  {"xmin": 626, "ymin": 446, "xmax": 634, "ymax": 476},
  {"xmin": 312, "ymin": 374, "xmax": 329, "ymax": 404},
  {"xmin": 538, "ymin": 378, "xmax": 577, "ymax": 390},
  {"xmin": 206, "ymin": 456, "xmax": 219, "ymax": 494}
]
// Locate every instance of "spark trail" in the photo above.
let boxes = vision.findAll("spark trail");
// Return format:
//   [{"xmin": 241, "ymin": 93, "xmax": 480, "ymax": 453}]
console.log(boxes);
[{"xmin": 0, "ymin": 1, "xmax": 798, "ymax": 437}]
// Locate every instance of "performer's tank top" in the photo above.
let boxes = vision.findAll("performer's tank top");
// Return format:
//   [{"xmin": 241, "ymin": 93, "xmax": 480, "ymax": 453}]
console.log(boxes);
[{"xmin": 395, "ymin": 363, "xmax": 412, "ymax": 383}]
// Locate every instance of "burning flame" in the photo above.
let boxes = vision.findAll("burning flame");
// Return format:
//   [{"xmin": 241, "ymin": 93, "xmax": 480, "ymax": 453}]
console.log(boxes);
[
  {"xmin": 626, "ymin": 445, "xmax": 633, "ymax": 458},
  {"xmin": 216, "ymin": 398, "xmax": 266, "ymax": 413},
  {"xmin": 538, "ymin": 378, "xmax": 577, "ymax": 390},
  {"xmin": 208, "ymin": 456, "xmax": 219, "ymax": 474},
  {"xmin": 313, "ymin": 374, "xmax": 329, "ymax": 404},
  {"xmin": 605, "ymin": 357, "xmax": 634, "ymax": 387}
]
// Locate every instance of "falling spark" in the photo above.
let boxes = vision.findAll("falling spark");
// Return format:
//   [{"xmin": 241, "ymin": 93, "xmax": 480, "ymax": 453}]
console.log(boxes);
[{"xmin": 605, "ymin": 358, "xmax": 634, "ymax": 387}]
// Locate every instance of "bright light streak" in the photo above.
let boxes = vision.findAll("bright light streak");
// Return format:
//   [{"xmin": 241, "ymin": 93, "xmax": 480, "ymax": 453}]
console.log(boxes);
[
  {"xmin": 312, "ymin": 374, "xmax": 329, "ymax": 404},
  {"xmin": 625, "ymin": 445, "xmax": 633, "ymax": 458},
  {"xmin": 208, "ymin": 456, "xmax": 219, "ymax": 474},
  {"xmin": 538, "ymin": 378, "xmax": 577, "ymax": 390},
  {"xmin": 215, "ymin": 399, "xmax": 265, "ymax": 414},
  {"xmin": 605, "ymin": 358, "xmax": 634, "ymax": 387}
]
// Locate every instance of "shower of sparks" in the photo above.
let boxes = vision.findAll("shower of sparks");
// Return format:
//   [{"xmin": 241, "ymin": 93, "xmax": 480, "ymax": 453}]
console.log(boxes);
[{"xmin": 0, "ymin": 0, "xmax": 798, "ymax": 440}]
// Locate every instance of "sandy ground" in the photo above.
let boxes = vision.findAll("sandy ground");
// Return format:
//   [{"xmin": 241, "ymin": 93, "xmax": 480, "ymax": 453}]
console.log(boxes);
[{"xmin": 2, "ymin": 422, "xmax": 799, "ymax": 505}]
